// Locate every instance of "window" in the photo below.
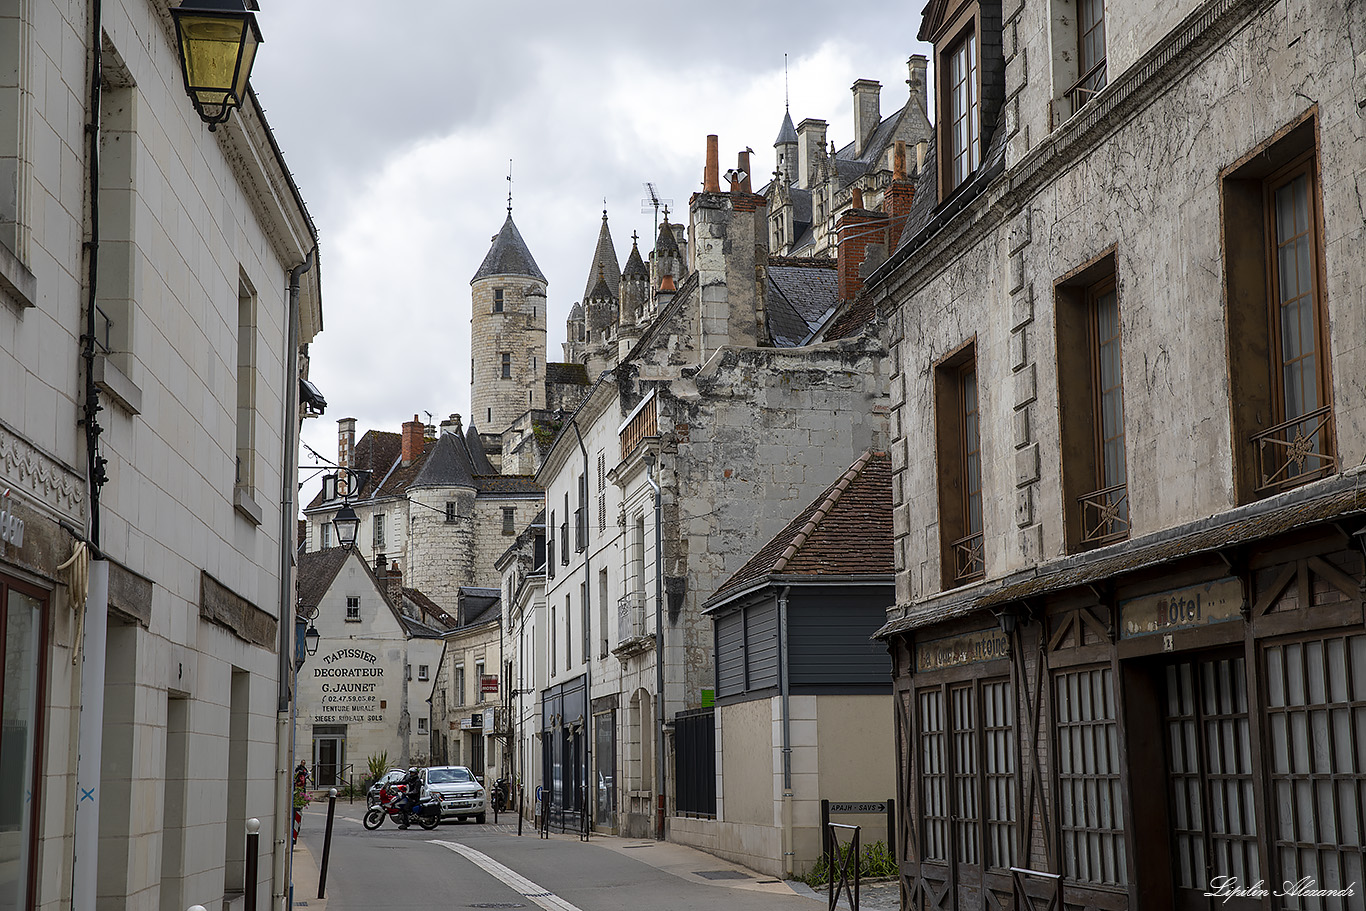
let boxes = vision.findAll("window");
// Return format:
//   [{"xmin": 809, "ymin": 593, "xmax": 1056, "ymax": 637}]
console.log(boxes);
[
  {"xmin": 417, "ymin": 717, "xmax": 428, "ymax": 734},
  {"xmin": 581, "ymin": 580, "xmax": 590, "ymax": 665},
  {"xmin": 560, "ymin": 494, "xmax": 570, "ymax": 565},
  {"xmin": 92, "ymin": 73, "xmax": 142, "ymax": 410},
  {"xmin": 446, "ymin": 501, "xmax": 457, "ymax": 523},
  {"xmin": 550, "ymin": 604, "xmax": 558, "ymax": 675},
  {"xmin": 321, "ymin": 522, "xmax": 332, "ymax": 549},
  {"xmin": 599, "ymin": 569, "xmax": 609, "ymax": 658},
  {"xmin": 493, "ymin": 288, "xmax": 504, "ymax": 312},
  {"xmin": 500, "ymin": 352, "xmax": 512, "ymax": 379},
  {"xmin": 597, "ymin": 452, "xmax": 607, "ymax": 533},
  {"xmin": 1074, "ymin": 0, "xmax": 1107, "ymax": 106},
  {"xmin": 934, "ymin": 341, "xmax": 984, "ymax": 587},
  {"xmin": 917, "ymin": 677, "xmax": 1016, "ymax": 872},
  {"xmin": 575, "ymin": 473, "xmax": 587, "ymax": 552},
  {"xmin": 345, "ymin": 596, "xmax": 360, "ymax": 622},
  {"xmin": 1054, "ymin": 665, "xmax": 1126, "ymax": 886},
  {"xmin": 547, "ymin": 510, "xmax": 556, "ymax": 579},
  {"xmin": 373, "ymin": 514, "xmax": 385, "ymax": 549},
  {"xmin": 418, "ymin": 664, "xmax": 429, "ymax": 681},
  {"xmin": 565, "ymin": 595, "xmax": 573, "ymax": 670},
  {"xmin": 407, "ymin": 664, "xmax": 412, "ymax": 681},
  {"xmin": 475, "ymin": 661, "xmax": 484, "ymax": 703},
  {"xmin": 455, "ymin": 665, "xmax": 465, "ymax": 705},
  {"xmin": 0, "ymin": 575, "xmax": 48, "ymax": 911},
  {"xmin": 235, "ymin": 277, "xmax": 258, "ymax": 493},
  {"xmin": 1057, "ymin": 250, "xmax": 1128, "ymax": 549},
  {"xmin": 502, "ymin": 506, "xmax": 516, "ymax": 535},
  {"xmin": 1223, "ymin": 113, "xmax": 1333, "ymax": 499},
  {"xmin": 945, "ymin": 29, "xmax": 979, "ymax": 190}
]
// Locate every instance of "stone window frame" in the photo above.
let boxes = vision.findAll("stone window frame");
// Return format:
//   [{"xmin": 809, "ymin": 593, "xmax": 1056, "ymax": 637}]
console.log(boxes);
[
  {"xmin": 934, "ymin": 336, "xmax": 985, "ymax": 588},
  {"xmin": 500, "ymin": 352, "xmax": 512, "ymax": 379},
  {"xmin": 502, "ymin": 506, "xmax": 515, "ymax": 535},
  {"xmin": 493, "ymin": 287, "xmax": 504, "ymax": 312}
]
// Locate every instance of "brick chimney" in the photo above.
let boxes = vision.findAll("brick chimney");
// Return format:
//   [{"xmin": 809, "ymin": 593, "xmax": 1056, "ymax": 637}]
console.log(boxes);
[
  {"xmin": 837, "ymin": 206, "xmax": 888, "ymax": 301},
  {"xmin": 886, "ymin": 141, "xmax": 917, "ymax": 250},
  {"xmin": 852, "ymin": 79, "xmax": 882, "ymax": 157},
  {"xmin": 738, "ymin": 149, "xmax": 753, "ymax": 194},
  {"xmin": 401, "ymin": 414, "xmax": 425, "ymax": 466}
]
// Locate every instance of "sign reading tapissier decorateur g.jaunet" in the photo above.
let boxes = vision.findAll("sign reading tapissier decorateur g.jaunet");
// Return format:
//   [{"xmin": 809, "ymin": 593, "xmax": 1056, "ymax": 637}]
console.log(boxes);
[
  {"xmin": 915, "ymin": 628, "xmax": 1011, "ymax": 672},
  {"xmin": 1120, "ymin": 577, "xmax": 1244, "ymax": 639}
]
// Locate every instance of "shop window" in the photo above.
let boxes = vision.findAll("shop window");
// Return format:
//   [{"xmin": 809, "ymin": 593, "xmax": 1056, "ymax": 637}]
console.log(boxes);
[
  {"xmin": 1264, "ymin": 634, "xmax": 1366, "ymax": 897},
  {"xmin": 1054, "ymin": 665, "xmax": 1127, "ymax": 887},
  {"xmin": 1223, "ymin": 112, "xmax": 1334, "ymax": 500},
  {"xmin": 0, "ymin": 576, "xmax": 47, "ymax": 911},
  {"xmin": 1056, "ymin": 249, "xmax": 1128, "ymax": 550},
  {"xmin": 917, "ymin": 677, "xmax": 1016, "ymax": 873},
  {"xmin": 935, "ymin": 340, "xmax": 984, "ymax": 587}
]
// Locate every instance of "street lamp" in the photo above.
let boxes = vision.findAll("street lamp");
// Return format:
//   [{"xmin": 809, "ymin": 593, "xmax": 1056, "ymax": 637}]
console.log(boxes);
[
  {"xmin": 295, "ymin": 604, "xmax": 320, "ymax": 669},
  {"xmin": 332, "ymin": 503, "xmax": 360, "ymax": 548},
  {"xmin": 170, "ymin": 0, "xmax": 263, "ymax": 131}
]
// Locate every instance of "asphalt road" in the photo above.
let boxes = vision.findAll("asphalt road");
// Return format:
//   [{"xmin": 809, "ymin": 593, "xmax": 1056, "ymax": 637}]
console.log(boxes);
[{"xmin": 298, "ymin": 804, "xmax": 828, "ymax": 911}]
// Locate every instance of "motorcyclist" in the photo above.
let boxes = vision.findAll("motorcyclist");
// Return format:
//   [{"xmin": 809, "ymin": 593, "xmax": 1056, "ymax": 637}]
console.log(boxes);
[{"xmin": 397, "ymin": 766, "xmax": 423, "ymax": 828}]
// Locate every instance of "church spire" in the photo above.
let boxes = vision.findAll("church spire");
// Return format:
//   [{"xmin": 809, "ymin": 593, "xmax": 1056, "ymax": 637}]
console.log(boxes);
[{"xmin": 581, "ymin": 206, "xmax": 621, "ymax": 305}]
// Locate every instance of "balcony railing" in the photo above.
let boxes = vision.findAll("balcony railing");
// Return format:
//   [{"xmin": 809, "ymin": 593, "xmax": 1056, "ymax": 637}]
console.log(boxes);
[
  {"xmin": 1077, "ymin": 483, "xmax": 1129, "ymax": 546},
  {"xmin": 951, "ymin": 532, "xmax": 984, "ymax": 584},
  {"xmin": 614, "ymin": 591, "xmax": 651, "ymax": 657},
  {"xmin": 1063, "ymin": 60, "xmax": 1107, "ymax": 118},
  {"xmin": 1254, "ymin": 405, "xmax": 1336, "ymax": 494},
  {"xmin": 619, "ymin": 394, "xmax": 658, "ymax": 459}
]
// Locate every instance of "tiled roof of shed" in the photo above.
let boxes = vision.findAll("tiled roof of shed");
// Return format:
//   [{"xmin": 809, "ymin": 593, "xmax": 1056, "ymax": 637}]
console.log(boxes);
[{"xmin": 707, "ymin": 450, "xmax": 893, "ymax": 607}]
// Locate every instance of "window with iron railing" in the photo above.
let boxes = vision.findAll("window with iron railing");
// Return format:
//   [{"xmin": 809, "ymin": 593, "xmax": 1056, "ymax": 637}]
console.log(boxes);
[
  {"xmin": 1066, "ymin": 0, "xmax": 1107, "ymax": 114},
  {"xmin": 935, "ymin": 340, "xmax": 984, "ymax": 587}
]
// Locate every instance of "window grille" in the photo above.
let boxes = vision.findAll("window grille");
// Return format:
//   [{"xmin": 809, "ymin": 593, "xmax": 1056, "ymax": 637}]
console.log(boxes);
[{"xmin": 1054, "ymin": 665, "xmax": 1127, "ymax": 886}]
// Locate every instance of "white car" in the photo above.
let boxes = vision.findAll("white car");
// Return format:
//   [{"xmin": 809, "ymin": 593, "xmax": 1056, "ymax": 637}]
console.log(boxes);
[{"xmin": 422, "ymin": 766, "xmax": 486, "ymax": 823}]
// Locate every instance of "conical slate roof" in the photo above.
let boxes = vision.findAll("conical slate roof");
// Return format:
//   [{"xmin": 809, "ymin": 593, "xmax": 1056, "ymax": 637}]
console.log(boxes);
[
  {"xmin": 775, "ymin": 109, "xmax": 797, "ymax": 146},
  {"xmin": 622, "ymin": 239, "xmax": 649, "ymax": 280},
  {"xmin": 654, "ymin": 215, "xmax": 679, "ymax": 257},
  {"xmin": 582, "ymin": 211, "xmax": 620, "ymax": 303},
  {"xmin": 589, "ymin": 268, "xmax": 615, "ymax": 303},
  {"xmin": 472, "ymin": 213, "xmax": 546, "ymax": 284}
]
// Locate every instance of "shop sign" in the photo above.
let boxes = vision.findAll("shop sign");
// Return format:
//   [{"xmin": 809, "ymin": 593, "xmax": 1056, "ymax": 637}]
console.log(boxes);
[
  {"xmin": 0, "ymin": 493, "xmax": 24, "ymax": 550},
  {"xmin": 481, "ymin": 674, "xmax": 499, "ymax": 693},
  {"xmin": 311, "ymin": 647, "xmax": 386, "ymax": 724},
  {"xmin": 915, "ymin": 627, "xmax": 1010, "ymax": 672},
  {"xmin": 1120, "ymin": 577, "xmax": 1243, "ymax": 639}
]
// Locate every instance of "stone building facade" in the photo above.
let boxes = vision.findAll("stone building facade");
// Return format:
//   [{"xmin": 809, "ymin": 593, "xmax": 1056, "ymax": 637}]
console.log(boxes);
[
  {"xmin": 866, "ymin": 0, "xmax": 1366, "ymax": 908},
  {"xmin": 0, "ymin": 3, "xmax": 321, "ymax": 911}
]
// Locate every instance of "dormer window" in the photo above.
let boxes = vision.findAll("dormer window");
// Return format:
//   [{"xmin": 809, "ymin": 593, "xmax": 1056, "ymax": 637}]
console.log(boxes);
[
  {"xmin": 924, "ymin": 0, "xmax": 1001, "ymax": 202},
  {"xmin": 946, "ymin": 27, "xmax": 980, "ymax": 189}
]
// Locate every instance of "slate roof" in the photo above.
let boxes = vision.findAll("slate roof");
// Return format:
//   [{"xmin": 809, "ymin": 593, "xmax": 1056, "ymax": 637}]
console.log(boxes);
[
  {"xmin": 654, "ymin": 217, "xmax": 680, "ymax": 256},
  {"xmin": 411, "ymin": 430, "xmax": 480, "ymax": 489},
  {"xmin": 622, "ymin": 241, "xmax": 649, "ymax": 280},
  {"xmin": 582, "ymin": 212, "xmax": 621, "ymax": 303},
  {"xmin": 546, "ymin": 362, "xmax": 590, "ymax": 386},
  {"xmin": 706, "ymin": 450, "xmax": 893, "ymax": 608},
  {"xmin": 775, "ymin": 109, "xmax": 798, "ymax": 146},
  {"xmin": 458, "ymin": 587, "xmax": 502, "ymax": 627},
  {"xmin": 465, "ymin": 426, "xmax": 497, "ymax": 474},
  {"xmin": 404, "ymin": 587, "xmax": 455, "ymax": 628},
  {"xmin": 765, "ymin": 257, "xmax": 839, "ymax": 347},
  {"xmin": 472, "ymin": 213, "xmax": 547, "ymax": 283},
  {"xmin": 588, "ymin": 270, "xmax": 615, "ymax": 303},
  {"xmin": 297, "ymin": 547, "xmax": 353, "ymax": 610}
]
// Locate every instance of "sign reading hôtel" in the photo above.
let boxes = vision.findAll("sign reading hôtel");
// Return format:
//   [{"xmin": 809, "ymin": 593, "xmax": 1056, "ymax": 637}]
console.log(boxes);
[
  {"xmin": 1120, "ymin": 577, "xmax": 1244, "ymax": 639},
  {"xmin": 312, "ymin": 647, "xmax": 386, "ymax": 724}
]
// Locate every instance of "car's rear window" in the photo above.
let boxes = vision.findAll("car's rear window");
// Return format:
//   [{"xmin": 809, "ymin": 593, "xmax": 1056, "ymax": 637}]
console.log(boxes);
[{"xmin": 427, "ymin": 768, "xmax": 472, "ymax": 784}]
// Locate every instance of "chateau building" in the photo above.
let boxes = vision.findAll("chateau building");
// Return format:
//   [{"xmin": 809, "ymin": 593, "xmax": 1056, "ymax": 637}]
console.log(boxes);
[
  {"xmin": 864, "ymin": 1, "xmax": 1366, "ymax": 909},
  {"xmin": 0, "ymin": 3, "xmax": 321, "ymax": 910}
]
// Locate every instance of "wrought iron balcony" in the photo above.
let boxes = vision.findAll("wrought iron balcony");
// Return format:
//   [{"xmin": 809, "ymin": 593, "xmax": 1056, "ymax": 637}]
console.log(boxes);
[
  {"xmin": 951, "ymin": 532, "xmax": 985, "ymax": 584},
  {"xmin": 1254, "ymin": 405, "xmax": 1336, "ymax": 494},
  {"xmin": 1077, "ymin": 483, "xmax": 1129, "ymax": 546}
]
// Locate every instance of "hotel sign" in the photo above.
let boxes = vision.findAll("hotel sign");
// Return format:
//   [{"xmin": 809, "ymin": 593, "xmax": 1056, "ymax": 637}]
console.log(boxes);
[
  {"xmin": 915, "ymin": 627, "xmax": 1011, "ymax": 672},
  {"xmin": 1120, "ymin": 577, "xmax": 1243, "ymax": 639}
]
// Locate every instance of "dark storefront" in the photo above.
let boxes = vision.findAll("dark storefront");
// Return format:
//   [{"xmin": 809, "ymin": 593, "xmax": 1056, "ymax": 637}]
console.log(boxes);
[
  {"xmin": 541, "ymin": 675, "xmax": 587, "ymax": 833},
  {"xmin": 881, "ymin": 500, "xmax": 1366, "ymax": 911}
]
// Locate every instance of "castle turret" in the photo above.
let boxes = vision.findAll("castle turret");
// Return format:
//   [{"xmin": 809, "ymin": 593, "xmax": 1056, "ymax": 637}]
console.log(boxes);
[
  {"xmin": 617, "ymin": 233, "xmax": 650, "ymax": 360},
  {"xmin": 774, "ymin": 108, "xmax": 798, "ymax": 185},
  {"xmin": 583, "ymin": 266, "xmax": 617, "ymax": 379},
  {"xmin": 470, "ymin": 211, "xmax": 547, "ymax": 434}
]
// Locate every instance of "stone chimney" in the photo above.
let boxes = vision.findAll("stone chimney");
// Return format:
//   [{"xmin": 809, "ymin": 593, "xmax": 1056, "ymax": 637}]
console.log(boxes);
[
  {"xmin": 439, "ymin": 413, "xmax": 463, "ymax": 437},
  {"xmin": 852, "ymin": 79, "xmax": 882, "ymax": 157},
  {"xmin": 703, "ymin": 135, "xmax": 720, "ymax": 192},
  {"xmin": 337, "ymin": 417, "xmax": 356, "ymax": 495},
  {"xmin": 402, "ymin": 415, "xmax": 425, "ymax": 466},
  {"xmin": 907, "ymin": 55, "xmax": 929, "ymax": 115},
  {"xmin": 796, "ymin": 118, "xmax": 827, "ymax": 191},
  {"xmin": 386, "ymin": 560, "xmax": 403, "ymax": 606}
]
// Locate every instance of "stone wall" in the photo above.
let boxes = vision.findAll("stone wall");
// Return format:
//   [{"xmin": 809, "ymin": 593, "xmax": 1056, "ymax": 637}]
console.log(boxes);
[{"xmin": 470, "ymin": 276, "xmax": 547, "ymax": 432}]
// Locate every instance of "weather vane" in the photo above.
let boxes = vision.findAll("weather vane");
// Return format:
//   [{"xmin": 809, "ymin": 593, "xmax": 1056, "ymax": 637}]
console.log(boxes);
[{"xmin": 507, "ymin": 159, "xmax": 513, "ymax": 215}]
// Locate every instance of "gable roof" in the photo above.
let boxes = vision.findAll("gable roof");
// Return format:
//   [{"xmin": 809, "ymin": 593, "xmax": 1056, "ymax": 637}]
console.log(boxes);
[
  {"xmin": 765, "ymin": 257, "xmax": 839, "ymax": 347},
  {"xmin": 472, "ymin": 213, "xmax": 547, "ymax": 283},
  {"xmin": 297, "ymin": 546, "xmax": 353, "ymax": 610},
  {"xmin": 705, "ymin": 450, "xmax": 893, "ymax": 609}
]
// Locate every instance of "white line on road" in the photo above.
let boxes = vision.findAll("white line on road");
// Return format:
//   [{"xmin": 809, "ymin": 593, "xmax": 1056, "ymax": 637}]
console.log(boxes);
[{"xmin": 430, "ymin": 840, "xmax": 585, "ymax": 911}]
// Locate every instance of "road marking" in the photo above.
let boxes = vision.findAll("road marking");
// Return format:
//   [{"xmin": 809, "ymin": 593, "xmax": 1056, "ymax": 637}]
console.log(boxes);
[{"xmin": 430, "ymin": 840, "xmax": 585, "ymax": 911}]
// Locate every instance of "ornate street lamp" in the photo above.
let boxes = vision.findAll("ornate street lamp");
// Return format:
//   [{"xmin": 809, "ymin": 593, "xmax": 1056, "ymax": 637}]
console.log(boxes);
[
  {"xmin": 170, "ymin": 0, "xmax": 263, "ymax": 130},
  {"xmin": 304, "ymin": 622, "xmax": 320, "ymax": 657},
  {"xmin": 332, "ymin": 503, "xmax": 360, "ymax": 548}
]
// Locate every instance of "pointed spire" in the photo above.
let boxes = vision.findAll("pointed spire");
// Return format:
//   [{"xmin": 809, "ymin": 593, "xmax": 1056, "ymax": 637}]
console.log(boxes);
[
  {"xmin": 582, "ymin": 207, "xmax": 621, "ymax": 304},
  {"xmin": 654, "ymin": 207, "xmax": 679, "ymax": 256},
  {"xmin": 472, "ymin": 211, "xmax": 546, "ymax": 284},
  {"xmin": 623, "ymin": 233, "xmax": 649, "ymax": 281}
]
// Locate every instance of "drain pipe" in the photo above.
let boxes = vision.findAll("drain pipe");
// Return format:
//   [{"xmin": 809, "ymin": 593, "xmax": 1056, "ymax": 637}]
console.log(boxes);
[
  {"xmin": 779, "ymin": 585, "xmax": 793, "ymax": 877},
  {"xmin": 276, "ymin": 249, "xmax": 314, "ymax": 911},
  {"xmin": 644, "ymin": 451, "xmax": 665, "ymax": 840}
]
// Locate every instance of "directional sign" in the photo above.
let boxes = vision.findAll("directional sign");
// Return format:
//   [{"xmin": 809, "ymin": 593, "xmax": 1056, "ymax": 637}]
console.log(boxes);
[{"xmin": 828, "ymin": 802, "xmax": 887, "ymax": 814}]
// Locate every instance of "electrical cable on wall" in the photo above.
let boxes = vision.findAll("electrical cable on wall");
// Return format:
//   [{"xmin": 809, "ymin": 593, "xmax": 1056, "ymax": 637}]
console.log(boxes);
[{"xmin": 58, "ymin": 541, "xmax": 91, "ymax": 664}]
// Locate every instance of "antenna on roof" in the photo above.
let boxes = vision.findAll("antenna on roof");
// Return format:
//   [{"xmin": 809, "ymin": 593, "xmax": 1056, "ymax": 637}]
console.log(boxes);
[
  {"xmin": 506, "ymin": 159, "xmax": 513, "ymax": 215},
  {"xmin": 641, "ymin": 182, "xmax": 673, "ymax": 242},
  {"xmin": 785, "ymin": 52, "xmax": 790, "ymax": 112}
]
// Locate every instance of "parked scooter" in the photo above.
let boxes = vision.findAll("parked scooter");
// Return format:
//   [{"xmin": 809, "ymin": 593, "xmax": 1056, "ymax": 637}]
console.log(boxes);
[
  {"xmin": 492, "ymin": 777, "xmax": 510, "ymax": 812},
  {"xmin": 363, "ymin": 782, "xmax": 441, "ymax": 831}
]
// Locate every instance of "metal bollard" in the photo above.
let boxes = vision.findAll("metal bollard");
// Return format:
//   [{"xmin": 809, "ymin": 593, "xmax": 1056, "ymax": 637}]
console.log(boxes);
[
  {"xmin": 318, "ymin": 788, "xmax": 338, "ymax": 899},
  {"xmin": 244, "ymin": 818, "xmax": 260, "ymax": 911}
]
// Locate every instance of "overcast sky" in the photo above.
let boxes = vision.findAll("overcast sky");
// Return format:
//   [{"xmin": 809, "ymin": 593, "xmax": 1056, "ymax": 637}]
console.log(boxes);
[{"xmin": 249, "ymin": 2, "xmax": 931, "ymax": 485}]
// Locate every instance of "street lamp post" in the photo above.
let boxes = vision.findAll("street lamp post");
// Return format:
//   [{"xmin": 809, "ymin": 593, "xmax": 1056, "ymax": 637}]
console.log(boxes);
[{"xmin": 170, "ymin": 0, "xmax": 263, "ymax": 130}]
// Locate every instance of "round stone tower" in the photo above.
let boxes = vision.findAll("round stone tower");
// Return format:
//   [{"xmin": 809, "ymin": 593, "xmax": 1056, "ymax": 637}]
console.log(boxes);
[{"xmin": 470, "ymin": 210, "xmax": 547, "ymax": 434}]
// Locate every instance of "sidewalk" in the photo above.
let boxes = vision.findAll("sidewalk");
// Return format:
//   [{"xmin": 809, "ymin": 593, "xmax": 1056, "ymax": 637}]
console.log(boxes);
[{"xmin": 290, "ymin": 842, "xmax": 326, "ymax": 911}]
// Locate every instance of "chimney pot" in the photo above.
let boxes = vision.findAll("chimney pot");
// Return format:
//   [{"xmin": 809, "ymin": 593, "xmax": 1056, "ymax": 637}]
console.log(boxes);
[
  {"xmin": 852, "ymin": 187, "xmax": 864, "ymax": 209},
  {"xmin": 704, "ymin": 135, "xmax": 720, "ymax": 192},
  {"xmin": 738, "ymin": 149, "xmax": 753, "ymax": 194}
]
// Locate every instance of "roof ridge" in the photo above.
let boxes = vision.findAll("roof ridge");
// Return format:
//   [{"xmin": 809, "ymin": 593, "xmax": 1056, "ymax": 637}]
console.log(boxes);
[{"xmin": 771, "ymin": 449, "xmax": 874, "ymax": 573}]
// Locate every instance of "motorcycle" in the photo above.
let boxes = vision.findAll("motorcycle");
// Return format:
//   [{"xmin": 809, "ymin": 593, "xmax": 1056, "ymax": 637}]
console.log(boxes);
[
  {"xmin": 492, "ymin": 777, "xmax": 509, "ymax": 812},
  {"xmin": 363, "ymin": 782, "xmax": 441, "ymax": 831}
]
